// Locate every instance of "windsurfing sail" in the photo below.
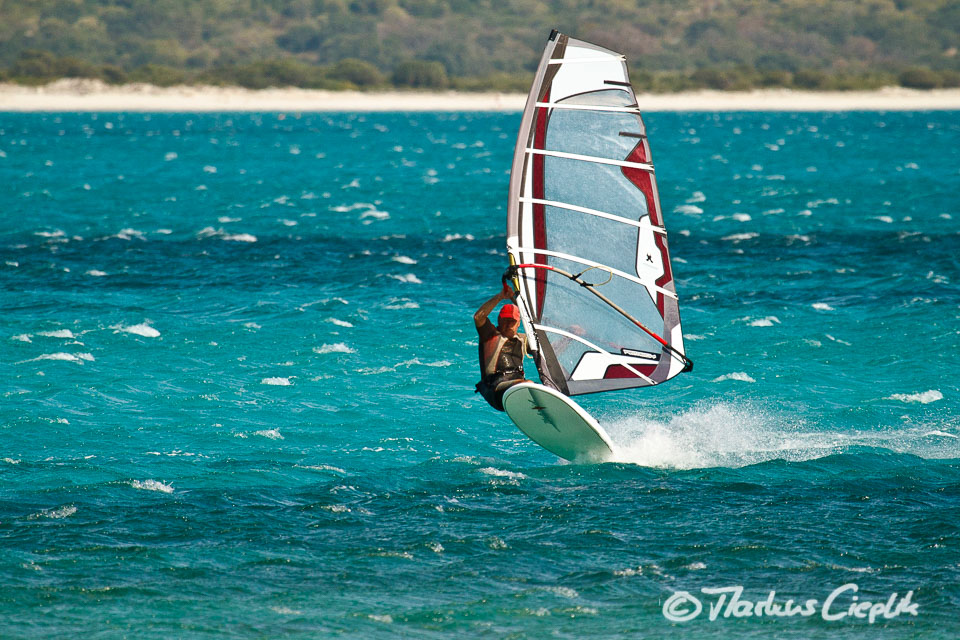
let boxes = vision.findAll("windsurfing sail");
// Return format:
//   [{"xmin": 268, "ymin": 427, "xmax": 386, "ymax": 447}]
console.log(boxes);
[{"xmin": 506, "ymin": 30, "xmax": 691, "ymax": 397}]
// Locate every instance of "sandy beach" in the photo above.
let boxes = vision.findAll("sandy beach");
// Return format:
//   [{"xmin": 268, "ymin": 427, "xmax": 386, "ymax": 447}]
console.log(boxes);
[{"xmin": 2, "ymin": 78, "xmax": 960, "ymax": 112}]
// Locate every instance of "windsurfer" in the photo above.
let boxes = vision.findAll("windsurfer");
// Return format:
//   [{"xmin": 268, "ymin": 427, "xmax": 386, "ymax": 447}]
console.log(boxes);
[{"xmin": 474, "ymin": 284, "xmax": 529, "ymax": 411}]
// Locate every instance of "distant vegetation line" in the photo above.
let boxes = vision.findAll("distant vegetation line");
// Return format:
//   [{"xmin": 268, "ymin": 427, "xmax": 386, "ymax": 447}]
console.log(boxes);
[{"xmin": 1, "ymin": 0, "xmax": 958, "ymax": 92}]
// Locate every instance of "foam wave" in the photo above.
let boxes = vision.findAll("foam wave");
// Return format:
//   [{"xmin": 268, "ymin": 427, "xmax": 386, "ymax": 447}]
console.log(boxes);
[
  {"xmin": 605, "ymin": 403, "xmax": 833, "ymax": 469},
  {"xmin": 223, "ymin": 233, "xmax": 257, "ymax": 242},
  {"xmin": 254, "ymin": 429, "xmax": 284, "ymax": 440},
  {"xmin": 385, "ymin": 298, "xmax": 419, "ymax": 310},
  {"xmin": 331, "ymin": 202, "xmax": 376, "ymax": 213},
  {"xmin": 397, "ymin": 358, "xmax": 452, "ymax": 368},
  {"xmin": 388, "ymin": 273, "xmax": 422, "ymax": 284},
  {"xmin": 368, "ymin": 614, "xmax": 393, "ymax": 624},
  {"xmin": 722, "ymin": 232, "xmax": 759, "ymax": 242},
  {"xmin": 748, "ymin": 316, "xmax": 780, "ymax": 327},
  {"xmin": 119, "ymin": 323, "xmax": 160, "ymax": 338},
  {"xmin": 295, "ymin": 464, "xmax": 346, "ymax": 474},
  {"xmin": 130, "ymin": 479, "xmax": 174, "ymax": 493},
  {"xmin": 712, "ymin": 372, "xmax": 755, "ymax": 383},
  {"xmin": 360, "ymin": 209, "xmax": 390, "ymax": 221},
  {"xmin": 28, "ymin": 504, "xmax": 77, "ymax": 520},
  {"xmin": 604, "ymin": 402, "xmax": 960, "ymax": 469},
  {"xmin": 261, "ymin": 377, "xmax": 292, "ymax": 386},
  {"xmin": 887, "ymin": 390, "xmax": 942, "ymax": 404},
  {"xmin": 27, "ymin": 352, "xmax": 94, "ymax": 364},
  {"xmin": 314, "ymin": 343, "xmax": 355, "ymax": 354},
  {"xmin": 37, "ymin": 329, "xmax": 75, "ymax": 339},
  {"xmin": 197, "ymin": 226, "xmax": 257, "ymax": 243},
  {"xmin": 479, "ymin": 467, "xmax": 526, "ymax": 480},
  {"xmin": 112, "ymin": 228, "xmax": 146, "ymax": 241},
  {"xmin": 40, "ymin": 505, "xmax": 77, "ymax": 519}
]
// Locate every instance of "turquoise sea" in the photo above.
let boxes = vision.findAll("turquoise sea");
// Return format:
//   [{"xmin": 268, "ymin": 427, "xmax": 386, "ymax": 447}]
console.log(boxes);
[{"xmin": 1, "ymin": 109, "xmax": 958, "ymax": 638}]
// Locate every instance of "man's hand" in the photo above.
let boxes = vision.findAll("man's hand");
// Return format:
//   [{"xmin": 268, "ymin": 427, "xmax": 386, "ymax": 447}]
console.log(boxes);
[{"xmin": 476, "ymin": 282, "xmax": 517, "ymax": 328}]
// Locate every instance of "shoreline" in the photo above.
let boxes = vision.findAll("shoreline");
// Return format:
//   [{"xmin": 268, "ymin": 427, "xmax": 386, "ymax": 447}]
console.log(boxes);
[{"xmin": 3, "ymin": 79, "xmax": 960, "ymax": 112}]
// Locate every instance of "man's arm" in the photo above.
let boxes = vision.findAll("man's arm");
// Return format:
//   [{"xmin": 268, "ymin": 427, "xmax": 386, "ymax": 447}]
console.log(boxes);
[{"xmin": 474, "ymin": 284, "xmax": 514, "ymax": 328}]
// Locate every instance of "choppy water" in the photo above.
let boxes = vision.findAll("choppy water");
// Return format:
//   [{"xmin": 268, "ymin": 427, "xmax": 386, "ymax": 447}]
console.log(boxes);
[{"xmin": 1, "ymin": 110, "xmax": 959, "ymax": 638}]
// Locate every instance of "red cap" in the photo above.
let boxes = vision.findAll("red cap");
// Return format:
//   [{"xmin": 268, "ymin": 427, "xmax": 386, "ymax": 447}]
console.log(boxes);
[{"xmin": 498, "ymin": 304, "xmax": 521, "ymax": 322}]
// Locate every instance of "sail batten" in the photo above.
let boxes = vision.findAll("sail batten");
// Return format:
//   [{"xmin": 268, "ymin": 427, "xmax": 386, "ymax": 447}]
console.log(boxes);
[
  {"xmin": 525, "ymin": 147, "xmax": 654, "ymax": 171},
  {"xmin": 534, "ymin": 102, "xmax": 643, "ymax": 113},
  {"xmin": 511, "ymin": 246, "xmax": 678, "ymax": 299},
  {"xmin": 548, "ymin": 57, "xmax": 626, "ymax": 64},
  {"xmin": 518, "ymin": 196, "xmax": 667, "ymax": 233},
  {"xmin": 507, "ymin": 31, "xmax": 689, "ymax": 396}
]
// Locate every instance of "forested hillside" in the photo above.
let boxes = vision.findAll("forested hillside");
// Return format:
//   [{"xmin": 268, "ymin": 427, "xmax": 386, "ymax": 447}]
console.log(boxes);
[{"xmin": 1, "ymin": 0, "xmax": 958, "ymax": 90}]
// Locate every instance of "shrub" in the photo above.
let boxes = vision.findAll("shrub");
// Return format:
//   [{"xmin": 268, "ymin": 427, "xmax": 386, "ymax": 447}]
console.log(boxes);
[
  {"xmin": 939, "ymin": 70, "xmax": 960, "ymax": 88},
  {"xmin": 100, "ymin": 65, "xmax": 127, "ymax": 84},
  {"xmin": 899, "ymin": 67, "xmax": 940, "ymax": 89},
  {"xmin": 57, "ymin": 57, "xmax": 99, "ymax": 79},
  {"xmin": 240, "ymin": 60, "xmax": 317, "ymax": 88},
  {"xmin": 451, "ymin": 72, "xmax": 530, "ymax": 92},
  {"xmin": 128, "ymin": 64, "xmax": 187, "ymax": 87},
  {"xmin": 690, "ymin": 68, "xmax": 733, "ymax": 90},
  {"xmin": 11, "ymin": 50, "xmax": 60, "ymax": 79},
  {"xmin": 276, "ymin": 25, "xmax": 324, "ymax": 53},
  {"xmin": 327, "ymin": 58, "xmax": 384, "ymax": 87},
  {"xmin": 793, "ymin": 69, "xmax": 826, "ymax": 89},
  {"xmin": 392, "ymin": 60, "xmax": 447, "ymax": 88},
  {"xmin": 759, "ymin": 70, "xmax": 792, "ymax": 87}
]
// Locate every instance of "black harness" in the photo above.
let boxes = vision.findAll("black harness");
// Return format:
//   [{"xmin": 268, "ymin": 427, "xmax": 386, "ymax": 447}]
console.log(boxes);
[{"xmin": 475, "ymin": 366, "xmax": 524, "ymax": 412}]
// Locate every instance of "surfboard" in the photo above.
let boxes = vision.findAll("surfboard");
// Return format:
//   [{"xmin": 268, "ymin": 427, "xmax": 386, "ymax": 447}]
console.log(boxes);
[{"xmin": 502, "ymin": 382, "xmax": 615, "ymax": 462}]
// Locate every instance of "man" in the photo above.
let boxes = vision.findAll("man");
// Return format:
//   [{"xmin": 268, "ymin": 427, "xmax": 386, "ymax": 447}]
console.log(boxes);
[{"xmin": 474, "ymin": 283, "xmax": 529, "ymax": 411}]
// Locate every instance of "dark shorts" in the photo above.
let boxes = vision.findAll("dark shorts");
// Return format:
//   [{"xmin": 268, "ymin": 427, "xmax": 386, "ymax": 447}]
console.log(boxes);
[{"xmin": 475, "ymin": 373, "xmax": 524, "ymax": 412}]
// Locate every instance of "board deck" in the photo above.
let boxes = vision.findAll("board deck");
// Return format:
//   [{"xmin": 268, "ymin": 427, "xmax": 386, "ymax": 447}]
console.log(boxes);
[{"xmin": 501, "ymin": 382, "xmax": 615, "ymax": 462}]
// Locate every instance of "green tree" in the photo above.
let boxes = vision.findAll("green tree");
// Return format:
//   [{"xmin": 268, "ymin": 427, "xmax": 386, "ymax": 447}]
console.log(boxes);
[
  {"xmin": 10, "ymin": 50, "xmax": 60, "ymax": 79},
  {"xmin": 328, "ymin": 58, "xmax": 384, "ymax": 87},
  {"xmin": 793, "ymin": 69, "xmax": 826, "ymax": 89},
  {"xmin": 690, "ymin": 68, "xmax": 734, "ymax": 90},
  {"xmin": 899, "ymin": 67, "xmax": 940, "ymax": 89},
  {"xmin": 391, "ymin": 59, "xmax": 447, "ymax": 87},
  {"xmin": 128, "ymin": 63, "xmax": 187, "ymax": 86},
  {"xmin": 276, "ymin": 25, "xmax": 324, "ymax": 53}
]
